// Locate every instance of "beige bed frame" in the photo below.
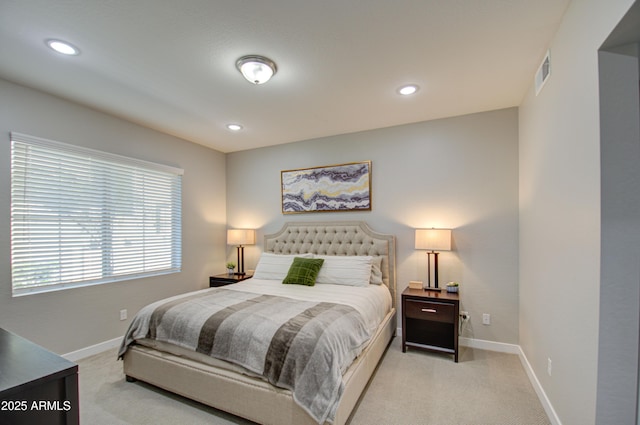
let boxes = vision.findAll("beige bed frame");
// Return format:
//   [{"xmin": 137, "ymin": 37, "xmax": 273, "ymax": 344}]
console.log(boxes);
[{"xmin": 123, "ymin": 221, "xmax": 397, "ymax": 425}]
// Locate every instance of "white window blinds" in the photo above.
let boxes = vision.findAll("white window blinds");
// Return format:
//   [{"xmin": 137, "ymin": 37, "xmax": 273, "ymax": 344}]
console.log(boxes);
[{"xmin": 10, "ymin": 132, "xmax": 183, "ymax": 296}]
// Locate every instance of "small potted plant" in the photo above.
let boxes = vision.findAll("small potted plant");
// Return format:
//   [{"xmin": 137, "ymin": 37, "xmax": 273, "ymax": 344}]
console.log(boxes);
[
  {"xmin": 226, "ymin": 262, "xmax": 236, "ymax": 275},
  {"xmin": 446, "ymin": 281, "xmax": 459, "ymax": 293}
]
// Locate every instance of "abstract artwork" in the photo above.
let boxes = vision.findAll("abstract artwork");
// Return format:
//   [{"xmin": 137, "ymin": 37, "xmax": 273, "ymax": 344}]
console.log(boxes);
[{"xmin": 281, "ymin": 161, "xmax": 371, "ymax": 214}]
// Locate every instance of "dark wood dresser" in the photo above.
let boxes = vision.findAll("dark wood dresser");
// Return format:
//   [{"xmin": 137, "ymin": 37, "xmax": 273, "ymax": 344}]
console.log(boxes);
[{"xmin": 0, "ymin": 328, "xmax": 79, "ymax": 425}]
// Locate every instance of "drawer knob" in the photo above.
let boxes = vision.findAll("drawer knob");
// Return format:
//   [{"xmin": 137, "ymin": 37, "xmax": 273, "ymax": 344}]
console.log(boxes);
[{"xmin": 422, "ymin": 308, "xmax": 437, "ymax": 313}]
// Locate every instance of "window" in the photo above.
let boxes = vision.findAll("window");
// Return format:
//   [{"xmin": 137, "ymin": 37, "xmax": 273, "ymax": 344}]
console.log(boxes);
[{"xmin": 10, "ymin": 132, "xmax": 182, "ymax": 296}]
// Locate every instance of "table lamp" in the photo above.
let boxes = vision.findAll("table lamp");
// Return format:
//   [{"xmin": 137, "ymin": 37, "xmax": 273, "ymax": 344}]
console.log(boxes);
[
  {"xmin": 227, "ymin": 229, "xmax": 256, "ymax": 275},
  {"xmin": 415, "ymin": 228, "xmax": 451, "ymax": 291}
]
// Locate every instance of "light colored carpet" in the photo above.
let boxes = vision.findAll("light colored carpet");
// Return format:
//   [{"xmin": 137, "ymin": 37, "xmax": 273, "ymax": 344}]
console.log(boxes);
[{"xmin": 78, "ymin": 338, "xmax": 550, "ymax": 425}]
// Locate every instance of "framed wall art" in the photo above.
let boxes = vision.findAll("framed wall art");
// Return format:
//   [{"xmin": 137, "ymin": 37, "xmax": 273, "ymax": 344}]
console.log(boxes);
[{"xmin": 281, "ymin": 161, "xmax": 372, "ymax": 214}]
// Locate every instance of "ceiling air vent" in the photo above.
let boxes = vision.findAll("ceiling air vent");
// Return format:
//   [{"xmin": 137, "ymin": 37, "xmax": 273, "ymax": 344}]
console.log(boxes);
[{"xmin": 535, "ymin": 50, "xmax": 551, "ymax": 96}]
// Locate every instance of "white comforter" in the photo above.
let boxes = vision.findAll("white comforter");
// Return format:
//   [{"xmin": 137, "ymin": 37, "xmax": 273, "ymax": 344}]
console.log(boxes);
[{"xmin": 225, "ymin": 278, "xmax": 392, "ymax": 334}]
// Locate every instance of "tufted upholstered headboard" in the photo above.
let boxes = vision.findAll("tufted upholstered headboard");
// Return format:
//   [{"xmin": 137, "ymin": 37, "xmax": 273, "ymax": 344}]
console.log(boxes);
[{"xmin": 264, "ymin": 221, "xmax": 396, "ymax": 308}]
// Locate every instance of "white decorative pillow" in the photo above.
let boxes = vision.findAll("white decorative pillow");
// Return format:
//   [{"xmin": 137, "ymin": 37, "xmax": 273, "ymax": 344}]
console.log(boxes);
[
  {"xmin": 314, "ymin": 255, "xmax": 373, "ymax": 287},
  {"xmin": 253, "ymin": 252, "xmax": 313, "ymax": 280},
  {"xmin": 370, "ymin": 256, "xmax": 384, "ymax": 285}
]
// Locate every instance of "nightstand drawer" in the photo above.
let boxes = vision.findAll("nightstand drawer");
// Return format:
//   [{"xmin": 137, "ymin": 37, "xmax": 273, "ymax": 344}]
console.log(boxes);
[
  {"xmin": 209, "ymin": 277, "xmax": 235, "ymax": 287},
  {"xmin": 404, "ymin": 299, "xmax": 455, "ymax": 323}
]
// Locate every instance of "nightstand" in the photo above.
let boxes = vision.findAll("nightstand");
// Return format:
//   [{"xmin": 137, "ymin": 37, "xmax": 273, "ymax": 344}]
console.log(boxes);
[
  {"xmin": 402, "ymin": 287, "xmax": 460, "ymax": 362},
  {"xmin": 209, "ymin": 273, "xmax": 253, "ymax": 287}
]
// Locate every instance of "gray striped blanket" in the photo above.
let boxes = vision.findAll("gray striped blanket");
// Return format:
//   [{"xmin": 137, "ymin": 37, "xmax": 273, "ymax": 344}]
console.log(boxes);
[{"xmin": 118, "ymin": 288, "xmax": 373, "ymax": 424}]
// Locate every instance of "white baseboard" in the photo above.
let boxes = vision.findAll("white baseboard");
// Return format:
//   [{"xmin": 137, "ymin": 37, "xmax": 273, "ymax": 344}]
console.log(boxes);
[
  {"xmin": 396, "ymin": 329, "xmax": 521, "ymax": 354},
  {"xmin": 62, "ymin": 336, "xmax": 122, "ymax": 362},
  {"xmin": 459, "ymin": 336, "xmax": 520, "ymax": 354},
  {"xmin": 517, "ymin": 346, "xmax": 562, "ymax": 425}
]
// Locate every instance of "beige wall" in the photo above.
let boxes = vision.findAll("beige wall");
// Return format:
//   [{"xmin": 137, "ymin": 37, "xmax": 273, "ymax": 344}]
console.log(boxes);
[
  {"xmin": 0, "ymin": 78, "xmax": 227, "ymax": 354},
  {"xmin": 518, "ymin": 0, "xmax": 637, "ymax": 424},
  {"xmin": 226, "ymin": 108, "xmax": 520, "ymax": 344}
]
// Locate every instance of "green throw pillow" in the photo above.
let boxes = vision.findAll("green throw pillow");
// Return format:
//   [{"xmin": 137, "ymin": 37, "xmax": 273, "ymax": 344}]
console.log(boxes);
[{"xmin": 282, "ymin": 257, "xmax": 325, "ymax": 286}]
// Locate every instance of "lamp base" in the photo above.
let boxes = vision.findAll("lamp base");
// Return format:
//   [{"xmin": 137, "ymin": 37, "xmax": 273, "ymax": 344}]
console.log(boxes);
[{"xmin": 423, "ymin": 287, "xmax": 443, "ymax": 292}]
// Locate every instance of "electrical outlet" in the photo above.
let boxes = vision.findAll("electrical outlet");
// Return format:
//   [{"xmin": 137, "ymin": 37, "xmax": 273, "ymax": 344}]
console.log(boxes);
[
  {"xmin": 120, "ymin": 309, "xmax": 127, "ymax": 321},
  {"xmin": 547, "ymin": 358, "xmax": 552, "ymax": 376},
  {"xmin": 482, "ymin": 313, "xmax": 491, "ymax": 325}
]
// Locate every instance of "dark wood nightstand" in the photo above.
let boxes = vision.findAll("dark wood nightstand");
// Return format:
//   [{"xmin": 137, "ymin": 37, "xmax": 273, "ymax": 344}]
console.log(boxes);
[
  {"xmin": 402, "ymin": 287, "xmax": 460, "ymax": 362},
  {"xmin": 209, "ymin": 273, "xmax": 253, "ymax": 287}
]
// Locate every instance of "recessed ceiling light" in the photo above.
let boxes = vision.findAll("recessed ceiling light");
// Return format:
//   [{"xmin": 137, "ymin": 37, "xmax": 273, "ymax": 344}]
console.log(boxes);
[
  {"xmin": 46, "ymin": 39, "xmax": 80, "ymax": 56},
  {"xmin": 398, "ymin": 84, "xmax": 419, "ymax": 96},
  {"xmin": 227, "ymin": 124, "xmax": 243, "ymax": 131}
]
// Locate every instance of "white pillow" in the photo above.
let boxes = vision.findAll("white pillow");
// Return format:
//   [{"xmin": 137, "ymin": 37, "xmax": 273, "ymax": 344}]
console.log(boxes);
[
  {"xmin": 314, "ymin": 255, "xmax": 373, "ymax": 287},
  {"xmin": 253, "ymin": 252, "xmax": 313, "ymax": 280},
  {"xmin": 370, "ymin": 256, "xmax": 384, "ymax": 285}
]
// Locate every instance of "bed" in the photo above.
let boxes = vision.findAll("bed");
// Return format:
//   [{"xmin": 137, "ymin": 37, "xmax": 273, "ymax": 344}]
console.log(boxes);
[{"xmin": 119, "ymin": 221, "xmax": 396, "ymax": 425}]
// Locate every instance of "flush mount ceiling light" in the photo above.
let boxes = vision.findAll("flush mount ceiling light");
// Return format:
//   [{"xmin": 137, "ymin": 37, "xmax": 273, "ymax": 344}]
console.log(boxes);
[
  {"xmin": 226, "ymin": 123, "xmax": 243, "ymax": 131},
  {"xmin": 236, "ymin": 55, "xmax": 277, "ymax": 84},
  {"xmin": 46, "ymin": 39, "xmax": 80, "ymax": 56},
  {"xmin": 398, "ymin": 84, "xmax": 419, "ymax": 96}
]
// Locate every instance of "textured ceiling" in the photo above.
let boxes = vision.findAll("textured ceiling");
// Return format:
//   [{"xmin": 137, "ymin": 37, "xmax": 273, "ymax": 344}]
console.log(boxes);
[{"xmin": 0, "ymin": 0, "xmax": 570, "ymax": 152}]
